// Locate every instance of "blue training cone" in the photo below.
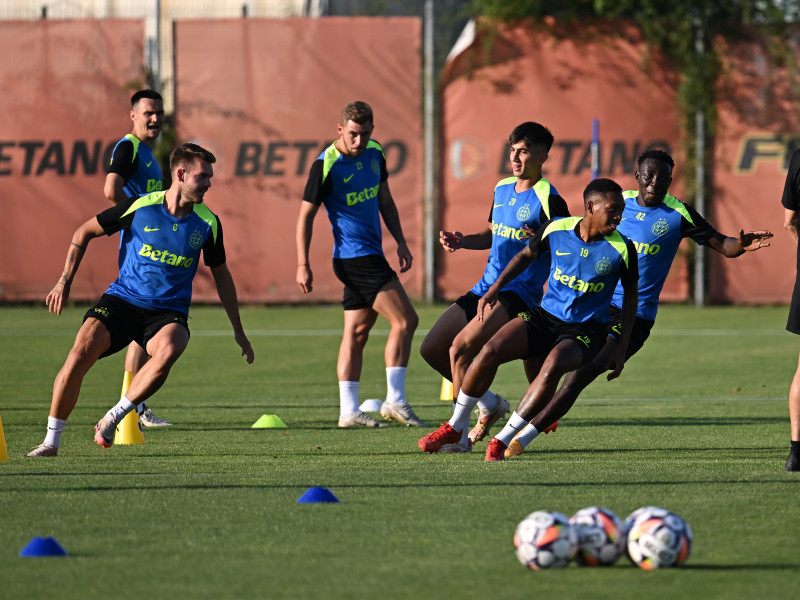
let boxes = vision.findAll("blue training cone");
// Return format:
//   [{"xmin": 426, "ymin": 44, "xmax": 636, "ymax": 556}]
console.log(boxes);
[
  {"xmin": 297, "ymin": 487, "xmax": 340, "ymax": 504},
  {"xmin": 19, "ymin": 536, "xmax": 68, "ymax": 557}
]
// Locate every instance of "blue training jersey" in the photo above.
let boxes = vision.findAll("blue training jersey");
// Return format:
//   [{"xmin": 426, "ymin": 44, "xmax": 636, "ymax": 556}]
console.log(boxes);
[
  {"xmin": 97, "ymin": 192, "xmax": 226, "ymax": 314},
  {"xmin": 302, "ymin": 140, "xmax": 389, "ymax": 259},
  {"xmin": 532, "ymin": 217, "xmax": 638, "ymax": 324},
  {"xmin": 471, "ymin": 177, "xmax": 569, "ymax": 308},
  {"xmin": 108, "ymin": 134, "xmax": 163, "ymax": 197},
  {"xmin": 611, "ymin": 191, "xmax": 715, "ymax": 320}
]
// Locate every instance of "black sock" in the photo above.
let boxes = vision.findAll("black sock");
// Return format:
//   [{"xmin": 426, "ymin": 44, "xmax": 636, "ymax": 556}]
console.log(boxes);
[{"xmin": 790, "ymin": 440, "xmax": 800, "ymax": 456}]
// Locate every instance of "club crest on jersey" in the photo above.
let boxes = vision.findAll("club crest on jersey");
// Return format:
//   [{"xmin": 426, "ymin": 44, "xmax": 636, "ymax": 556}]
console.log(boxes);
[
  {"xmin": 651, "ymin": 218, "xmax": 669, "ymax": 236},
  {"xmin": 595, "ymin": 257, "xmax": 612, "ymax": 275},
  {"xmin": 515, "ymin": 204, "xmax": 531, "ymax": 222},
  {"xmin": 371, "ymin": 157, "xmax": 381, "ymax": 176},
  {"xmin": 189, "ymin": 231, "xmax": 204, "ymax": 249}
]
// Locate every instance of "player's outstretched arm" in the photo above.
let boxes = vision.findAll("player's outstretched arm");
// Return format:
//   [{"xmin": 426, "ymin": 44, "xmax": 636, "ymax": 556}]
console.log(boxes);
[
  {"xmin": 211, "ymin": 263, "xmax": 255, "ymax": 364},
  {"xmin": 440, "ymin": 227, "xmax": 492, "ymax": 252},
  {"xmin": 46, "ymin": 217, "xmax": 104, "ymax": 316},
  {"xmin": 377, "ymin": 182, "xmax": 413, "ymax": 272},
  {"xmin": 296, "ymin": 201, "xmax": 319, "ymax": 293},
  {"xmin": 706, "ymin": 229, "xmax": 773, "ymax": 258}
]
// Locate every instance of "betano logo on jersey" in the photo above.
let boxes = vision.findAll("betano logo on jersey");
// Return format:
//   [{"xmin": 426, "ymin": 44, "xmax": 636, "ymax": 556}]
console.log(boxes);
[
  {"xmin": 552, "ymin": 267, "xmax": 605, "ymax": 293},
  {"xmin": 138, "ymin": 244, "xmax": 194, "ymax": 267},
  {"xmin": 147, "ymin": 179, "xmax": 163, "ymax": 193},
  {"xmin": 632, "ymin": 240, "xmax": 661, "ymax": 255},
  {"xmin": 492, "ymin": 221, "xmax": 527, "ymax": 240},
  {"xmin": 346, "ymin": 183, "xmax": 380, "ymax": 206}
]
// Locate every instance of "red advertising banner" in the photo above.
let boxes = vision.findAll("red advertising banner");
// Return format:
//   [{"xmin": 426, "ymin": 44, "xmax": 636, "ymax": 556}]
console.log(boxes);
[
  {"xmin": 0, "ymin": 20, "xmax": 146, "ymax": 302},
  {"xmin": 172, "ymin": 18, "xmax": 422, "ymax": 304},
  {"xmin": 709, "ymin": 29, "xmax": 800, "ymax": 304},
  {"xmin": 439, "ymin": 19, "xmax": 687, "ymax": 301}
]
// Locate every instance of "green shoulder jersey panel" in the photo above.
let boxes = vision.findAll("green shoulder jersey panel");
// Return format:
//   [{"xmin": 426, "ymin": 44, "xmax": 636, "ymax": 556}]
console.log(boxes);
[
  {"xmin": 121, "ymin": 191, "xmax": 166, "ymax": 218},
  {"xmin": 494, "ymin": 176, "xmax": 516, "ymax": 190},
  {"xmin": 193, "ymin": 203, "xmax": 220, "ymax": 244},
  {"xmin": 534, "ymin": 178, "xmax": 553, "ymax": 220},
  {"xmin": 320, "ymin": 139, "xmax": 385, "ymax": 186},
  {"xmin": 543, "ymin": 216, "xmax": 582, "ymax": 238},
  {"xmin": 124, "ymin": 133, "xmax": 141, "ymax": 163}
]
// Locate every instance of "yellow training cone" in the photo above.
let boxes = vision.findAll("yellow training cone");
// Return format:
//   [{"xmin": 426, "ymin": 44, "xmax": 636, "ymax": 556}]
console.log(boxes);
[
  {"xmin": 114, "ymin": 411, "xmax": 144, "ymax": 445},
  {"xmin": 252, "ymin": 414, "xmax": 288, "ymax": 429},
  {"xmin": 119, "ymin": 370, "xmax": 133, "ymax": 400},
  {"xmin": 440, "ymin": 378, "xmax": 453, "ymax": 402},
  {"xmin": 0, "ymin": 412, "xmax": 8, "ymax": 462}
]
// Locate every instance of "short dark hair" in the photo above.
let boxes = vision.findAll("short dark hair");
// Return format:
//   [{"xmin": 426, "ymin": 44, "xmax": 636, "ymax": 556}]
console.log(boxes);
[
  {"xmin": 341, "ymin": 101, "xmax": 373, "ymax": 126},
  {"xmin": 583, "ymin": 178, "xmax": 623, "ymax": 204},
  {"xmin": 509, "ymin": 122, "xmax": 554, "ymax": 152},
  {"xmin": 170, "ymin": 143, "xmax": 216, "ymax": 172},
  {"xmin": 131, "ymin": 89, "xmax": 163, "ymax": 108},
  {"xmin": 637, "ymin": 148, "xmax": 674, "ymax": 169}
]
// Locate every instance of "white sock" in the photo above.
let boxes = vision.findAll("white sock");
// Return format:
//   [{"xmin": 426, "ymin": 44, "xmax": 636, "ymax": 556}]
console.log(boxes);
[
  {"xmin": 136, "ymin": 402, "xmax": 147, "ymax": 415},
  {"xmin": 103, "ymin": 396, "xmax": 136, "ymax": 425},
  {"xmin": 448, "ymin": 389, "xmax": 481, "ymax": 434},
  {"xmin": 494, "ymin": 411, "xmax": 530, "ymax": 446},
  {"xmin": 476, "ymin": 389, "xmax": 499, "ymax": 412},
  {"xmin": 339, "ymin": 381, "xmax": 360, "ymax": 418},
  {"xmin": 515, "ymin": 423, "xmax": 540, "ymax": 449},
  {"xmin": 385, "ymin": 366, "xmax": 407, "ymax": 405},
  {"xmin": 43, "ymin": 416, "xmax": 67, "ymax": 448}
]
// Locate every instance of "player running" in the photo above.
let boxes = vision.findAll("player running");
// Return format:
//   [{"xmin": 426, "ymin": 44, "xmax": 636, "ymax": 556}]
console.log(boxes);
[
  {"xmin": 418, "ymin": 122, "xmax": 569, "ymax": 452},
  {"xmin": 505, "ymin": 148, "xmax": 773, "ymax": 458},
  {"xmin": 420, "ymin": 178, "xmax": 640, "ymax": 460},
  {"xmin": 25, "ymin": 143, "xmax": 254, "ymax": 457}
]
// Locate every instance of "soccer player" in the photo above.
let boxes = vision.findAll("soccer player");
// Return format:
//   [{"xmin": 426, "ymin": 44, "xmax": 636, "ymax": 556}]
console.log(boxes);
[
  {"xmin": 25, "ymin": 143, "xmax": 254, "ymax": 457},
  {"xmin": 296, "ymin": 101, "xmax": 424, "ymax": 428},
  {"xmin": 104, "ymin": 89, "xmax": 172, "ymax": 427},
  {"xmin": 505, "ymin": 148, "xmax": 773, "ymax": 458},
  {"xmin": 418, "ymin": 122, "xmax": 569, "ymax": 452},
  {"xmin": 781, "ymin": 148, "xmax": 800, "ymax": 471}
]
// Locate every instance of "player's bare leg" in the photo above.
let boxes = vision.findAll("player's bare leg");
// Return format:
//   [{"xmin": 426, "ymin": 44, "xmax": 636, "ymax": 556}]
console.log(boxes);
[
  {"xmin": 786, "ymin": 348, "xmax": 800, "ymax": 471},
  {"xmin": 419, "ymin": 303, "xmax": 468, "ymax": 382},
  {"xmin": 372, "ymin": 281, "xmax": 425, "ymax": 426}
]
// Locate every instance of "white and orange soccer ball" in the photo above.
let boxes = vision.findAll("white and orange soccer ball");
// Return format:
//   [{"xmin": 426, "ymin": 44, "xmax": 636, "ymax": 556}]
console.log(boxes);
[
  {"xmin": 569, "ymin": 506, "xmax": 626, "ymax": 566},
  {"xmin": 514, "ymin": 510, "xmax": 578, "ymax": 570},
  {"xmin": 626, "ymin": 507, "xmax": 693, "ymax": 569}
]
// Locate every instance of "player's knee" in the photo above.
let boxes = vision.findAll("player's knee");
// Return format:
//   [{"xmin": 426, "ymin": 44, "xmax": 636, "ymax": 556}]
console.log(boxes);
[{"xmin": 473, "ymin": 342, "xmax": 501, "ymax": 371}]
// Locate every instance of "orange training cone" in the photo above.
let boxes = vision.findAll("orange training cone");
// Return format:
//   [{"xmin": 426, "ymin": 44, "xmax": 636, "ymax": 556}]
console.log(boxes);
[
  {"xmin": 0, "ymin": 412, "xmax": 8, "ymax": 462},
  {"xmin": 440, "ymin": 378, "xmax": 453, "ymax": 402},
  {"xmin": 113, "ymin": 370, "xmax": 144, "ymax": 445}
]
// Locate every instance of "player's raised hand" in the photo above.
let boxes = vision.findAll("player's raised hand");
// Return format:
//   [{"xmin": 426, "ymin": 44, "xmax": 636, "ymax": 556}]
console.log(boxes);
[
  {"xmin": 45, "ymin": 280, "xmax": 70, "ymax": 316},
  {"xmin": 297, "ymin": 264, "xmax": 313, "ymax": 293},
  {"xmin": 439, "ymin": 230, "xmax": 464, "ymax": 252},
  {"xmin": 739, "ymin": 229, "xmax": 773, "ymax": 252},
  {"xmin": 397, "ymin": 242, "xmax": 413, "ymax": 273},
  {"xmin": 520, "ymin": 224, "xmax": 537, "ymax": 239}
]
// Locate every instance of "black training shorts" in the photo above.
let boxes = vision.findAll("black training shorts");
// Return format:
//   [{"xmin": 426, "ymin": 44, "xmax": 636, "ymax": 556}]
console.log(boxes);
[
  {"xmin": 518, "ymin": 305, "xmax": 608, "ymax": 365},
  {"xmin": 606, "ymin": 305, "xmax": 655, "ymax": 360},
  {"xmin": 332, "ymin": 254, "xmax": 398, "ymax": 310},
  {"xmin": 453, "ymin": 290, "xmax": 529, "ymax": 323},
  {"xmin": 83, "ymin": 294, "xmax": 190, "ymax": 359}
]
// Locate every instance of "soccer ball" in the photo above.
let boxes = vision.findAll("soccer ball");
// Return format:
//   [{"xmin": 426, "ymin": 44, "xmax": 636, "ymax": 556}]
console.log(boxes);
[
  {"xmin": 514, "ymin": 510, "xmax": 578, "ymax": 569},
  {"xmin": 626, "ymin": 508, "xmax": 693, "ymax": 569},
  {"xmin": 569, "ymin": 506, "xmax": 626, "ymax": 566}
]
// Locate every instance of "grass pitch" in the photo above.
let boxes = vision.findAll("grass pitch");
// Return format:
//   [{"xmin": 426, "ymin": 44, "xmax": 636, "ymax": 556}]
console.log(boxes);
[{"xmin": 1, "ymin": 303, "xmax": 799, "ymax": 599}]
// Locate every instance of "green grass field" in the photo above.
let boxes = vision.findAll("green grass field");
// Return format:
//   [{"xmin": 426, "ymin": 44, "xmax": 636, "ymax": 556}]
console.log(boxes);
[{"xmin": 1, "ymin": 303, "xmax": 799, "ymax": 599}]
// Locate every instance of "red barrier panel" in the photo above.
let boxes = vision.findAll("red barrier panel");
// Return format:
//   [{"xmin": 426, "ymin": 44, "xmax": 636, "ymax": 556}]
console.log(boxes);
[
  {"xmin": 0, "ymin": 20, "xmax": 146, "ymax": 302},
  {"xmin": 173, "ymin": 17, "xmax": 422, "ymax": 304}
]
